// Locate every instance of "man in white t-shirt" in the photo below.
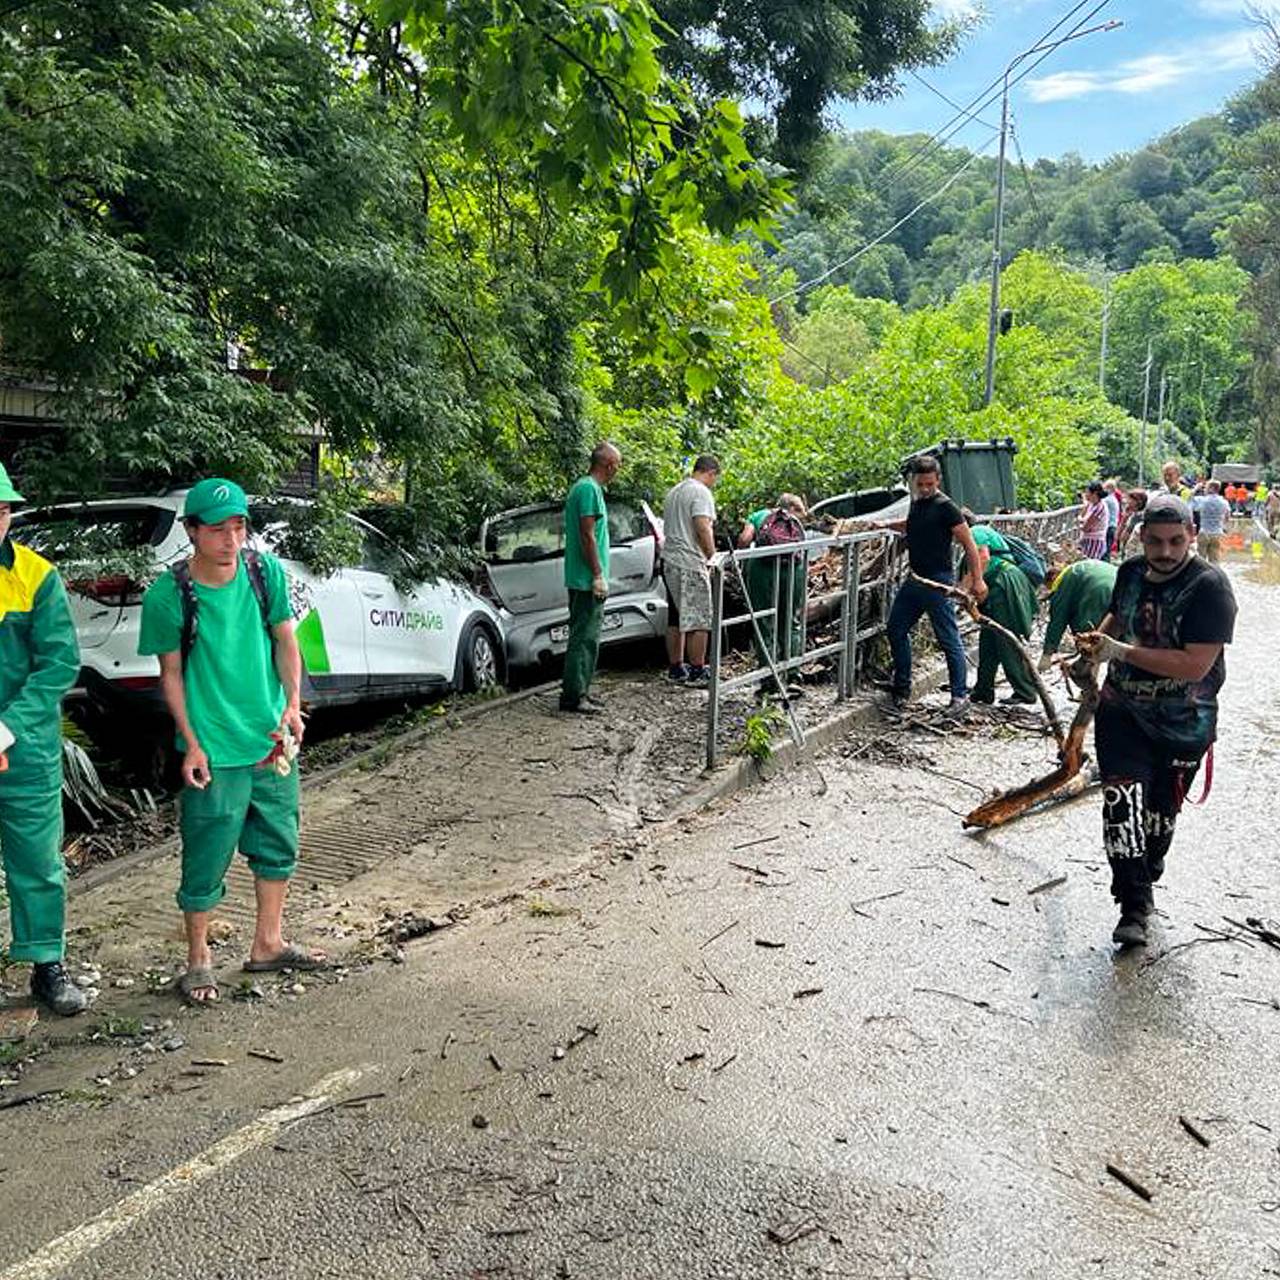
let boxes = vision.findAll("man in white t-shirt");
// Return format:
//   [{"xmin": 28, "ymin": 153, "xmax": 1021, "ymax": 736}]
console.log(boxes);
[
  {"xmin": 1195, "ymin": 480, "xmax": 1231, "ymax": 563},
  {"xmin": 661, "ymin": 455, "xmax": 721, "ymax": 685}
]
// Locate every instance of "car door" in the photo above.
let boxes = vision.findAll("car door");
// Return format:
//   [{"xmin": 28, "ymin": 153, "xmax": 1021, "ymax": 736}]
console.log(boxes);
[
  {"xmin": 605, "ymin": 500, "xmax": 657, "ymax": 599},
  {"xmin": 249, "ymin": 509, "xmax": 369, "ymax": 703},
  {"xmin": 350, "ymin": 519, "xmax": 450, "ymax": 690},
  {"xmin": 478, "ymin": 504, "xmax": 567, "ymax": 615}
]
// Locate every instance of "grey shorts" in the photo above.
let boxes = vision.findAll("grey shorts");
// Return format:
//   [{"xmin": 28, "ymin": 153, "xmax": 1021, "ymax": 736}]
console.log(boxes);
[{"xmin": 663, "ymin": 565, "xmax": 712, "ymax": 632}]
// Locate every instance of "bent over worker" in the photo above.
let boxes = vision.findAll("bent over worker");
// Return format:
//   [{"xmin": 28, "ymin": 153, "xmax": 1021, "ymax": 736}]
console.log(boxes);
[
  {"xmin": 1038, "ymin": 559, "xmax": 1117, "ymax": 670},
  {"xmin": 0, "ymin": 462, "xmax": 85, "ymax": 1015},
  {"xmin": 964, "ymin": 525, "xmax": 1038, "ymax": 706},
  {"xmin": 1077, "ymin": 495, "xmax": 1236, "ymax": 949}
]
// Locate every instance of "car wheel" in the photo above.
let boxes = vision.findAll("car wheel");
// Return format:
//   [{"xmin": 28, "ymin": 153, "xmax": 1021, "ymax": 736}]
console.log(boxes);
[{"xmin": 460, "ymin": 621, "xmax": 503, "ymax": 692}]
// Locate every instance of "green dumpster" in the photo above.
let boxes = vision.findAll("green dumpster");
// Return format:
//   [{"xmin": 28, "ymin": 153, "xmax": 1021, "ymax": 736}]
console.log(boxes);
[{"xmin": 901, "ymin": 438, "xmax": 1018, "ymax": 513}]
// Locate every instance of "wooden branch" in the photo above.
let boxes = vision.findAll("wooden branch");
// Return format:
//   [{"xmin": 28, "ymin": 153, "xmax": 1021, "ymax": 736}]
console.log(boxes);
[{"xmin": 909, "ymin": 573, "xmax": 1065, "ymax": 747}]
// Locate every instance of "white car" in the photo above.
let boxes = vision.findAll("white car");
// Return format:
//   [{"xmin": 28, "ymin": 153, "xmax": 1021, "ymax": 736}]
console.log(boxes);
[{"xmin": 14, "ymin": 492, "xmax": 505, "ymax": 754}]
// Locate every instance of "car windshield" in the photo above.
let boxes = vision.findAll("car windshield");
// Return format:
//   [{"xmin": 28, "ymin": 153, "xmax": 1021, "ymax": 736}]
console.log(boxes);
[{"xmin": 13, "ymin": 505, "xmax": 175, "ymax": 570}]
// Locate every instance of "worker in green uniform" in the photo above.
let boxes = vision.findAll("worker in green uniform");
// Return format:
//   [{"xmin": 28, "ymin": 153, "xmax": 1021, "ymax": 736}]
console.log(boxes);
[
  {"xmin": 1038, "ymin": 559, "xmax": 1118, "ymax": 671},
  {"xmin": 139, "ymin": 478, "xmax": 321, "ymax": 1006},
  {"xmin": 559, "ymin": 442, "xmax": 622, "ymax": 716},
  {"xmin": 966, "ymin": 524, "xmax": 1039, "ymax": 706},
  {"xmin": 0, "ymin": 462, "xmax": 86, "ymax": 1015},
  {"xmin": 736, "ymin": 494, "xmax": 808, "ymax": 676}
]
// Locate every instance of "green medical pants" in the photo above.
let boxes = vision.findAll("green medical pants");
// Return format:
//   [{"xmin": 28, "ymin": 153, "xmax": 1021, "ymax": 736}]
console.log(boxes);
[
  {"xmin": 0, "ymin": 759, "xmax": 66, "ymax": 964},
  {"xmin": 973, "ymin": 561, "xmax": 1038, "ymax": 704},
  {"xmin": 745, "ymin": 555, "xmax": 805, "ymax": 669},
  {"xmin": 561, "ymin": 589, "xmax": 603, "ymax": 707},
  {"xmin": 178, "ymin": 764, "xmax": 300, "ymax": 913}
]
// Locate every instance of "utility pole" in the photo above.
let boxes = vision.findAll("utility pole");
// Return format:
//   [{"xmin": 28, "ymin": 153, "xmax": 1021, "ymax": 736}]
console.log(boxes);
[
  {"xmin": 1155, "ymin": 371, "xmax": 1167, "ymax": 465},
  {"xmin": 982, "ymin": 19, "xmax": 1122, "ymax": 407},
  {"xmin": 1139, "ymin": 337, "xmax": 1153, "ymax": 486},
  {"xmin": 1098, "ymin": 278, "xmax": 1110, "ymax": 394}
]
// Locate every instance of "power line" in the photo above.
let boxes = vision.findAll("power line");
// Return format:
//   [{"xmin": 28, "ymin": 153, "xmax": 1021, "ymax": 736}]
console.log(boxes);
[
  {"xmin": 861, "ymin": 0, "xmax": 1113, "ymax": 204},
  {"xmin": 1010, "ymin": 119, "xmax": 1041, "ymax": 217},
  {"xmin": 906, "ymin": 68, "xmax": 998, "ymax": 131},
  {"xmin": 770, "ymin": 137, "xmax": 998, "ymax": 304}
]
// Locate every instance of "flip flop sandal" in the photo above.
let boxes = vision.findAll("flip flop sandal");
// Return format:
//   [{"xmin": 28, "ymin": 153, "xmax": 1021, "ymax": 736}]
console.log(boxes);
[
  {"xmin": 178, "ymin": 967, "xmax": 219, "ymax": 1006},
  {"xmin": 242, "ymin": 944, "xmax": 328, "ymax": 973}
]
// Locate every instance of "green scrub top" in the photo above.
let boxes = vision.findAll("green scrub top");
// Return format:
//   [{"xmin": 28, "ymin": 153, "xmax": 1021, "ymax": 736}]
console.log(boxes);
[{"xmin": 138, "ymin": 552, "xmax": 293, "ymax": 768}]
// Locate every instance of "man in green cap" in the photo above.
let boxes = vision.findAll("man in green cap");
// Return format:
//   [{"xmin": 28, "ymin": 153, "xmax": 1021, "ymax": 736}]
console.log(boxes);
[
  {"xmin": 1038, "ymin": 558, "xmax": 1117, "ymax": 671},
  {"xmin": 0, "ymin": 461, "xmax": 86, "ymax": 1015},
  {"xmin": 139, "ymin": 478, "xmax": 321, "ymax": 1005}
]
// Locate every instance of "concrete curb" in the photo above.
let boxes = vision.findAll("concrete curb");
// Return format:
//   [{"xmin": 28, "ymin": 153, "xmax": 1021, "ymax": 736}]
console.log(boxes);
[{"xmin": 69, "ymin": 679, "xmax": 561, "ymax": 897}]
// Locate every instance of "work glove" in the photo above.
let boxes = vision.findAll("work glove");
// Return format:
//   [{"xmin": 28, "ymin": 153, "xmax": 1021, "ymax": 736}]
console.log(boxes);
[
  {"xmin": 1037, "ymin": 652, "xmax": 1054, "ymax": 673},
  {"xmin": 592, "ymin": 574, "xmax": 609, "ymax": 601},
  {"xmin": 1076, "ymin": 632, "xmax": 1132, "ymax": 665}
]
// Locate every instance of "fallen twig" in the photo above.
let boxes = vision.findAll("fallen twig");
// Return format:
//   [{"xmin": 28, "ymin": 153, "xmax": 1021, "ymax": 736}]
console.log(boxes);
[
  {"xmin": 792, "ymin": 987, "xmax": 824, "ymax": 1000},
  {"xmin": 440, "ymin": 1031, "xmax": 455, "ymax": 1061},
  {"xmin": 700, "ymin": 919, "xmax": 739, "ymax": 950},
  {"xmin": 247, "ymin": 1049, "xmax": 284, "ymax": 1064},
  {"xmin": 711, "ymin": 1053, "xmax": 737, "ymax": 1074},
  {"xmin": 732, "ymin": 834, "xmax": 779, "ymax": 851},
  {"xmin": 1179, "ymin": 1115, "xmax": 1210, "ymax": 1148},
  {"xmin": 1105, "ymin": 1162, "xmax": 1153, "ymax": 1202},
  {"xmin": 914, "ymin": 986, "xmax": 989, "ymax": 1011},
  {"xmin": 729, "ymin": 860, "xmax": 771, "ymax": 877},
  {"xmin": 1027, "ymin": 875, "xmax": 1068, "ymax": 896}
]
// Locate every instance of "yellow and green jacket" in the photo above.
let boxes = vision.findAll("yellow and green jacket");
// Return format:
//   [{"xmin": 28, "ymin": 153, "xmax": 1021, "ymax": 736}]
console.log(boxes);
[{"xmin": 0, "ymin": 538, "xmax": 80, "ymax": 771}]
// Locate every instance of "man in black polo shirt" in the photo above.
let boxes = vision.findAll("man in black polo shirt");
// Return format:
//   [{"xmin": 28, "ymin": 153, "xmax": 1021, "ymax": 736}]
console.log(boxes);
[
  {"xmin": 1077, "ymin": 494, "xmax": 1236, "ymax": 948},
  {"xmin": 882, "ymin": 455, "xmax": 987, "ymax": 712}
]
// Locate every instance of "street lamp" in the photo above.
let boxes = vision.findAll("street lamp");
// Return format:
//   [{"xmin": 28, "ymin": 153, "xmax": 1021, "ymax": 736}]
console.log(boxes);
[{"xmin": 983, "ymin": 19, "xmax": 1123, "ymax": 407}]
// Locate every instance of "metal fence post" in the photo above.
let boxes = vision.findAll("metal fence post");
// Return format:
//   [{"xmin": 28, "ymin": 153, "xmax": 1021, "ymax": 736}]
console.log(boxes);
[
  {"xmin": 705, "ymin": 559, "xmax": 725, "ymax": 771},
  {"xmin": 847, "ymin": 538, "xmax": 862, "ymax": 693},
  {"xmin": 837, "ymin": 541, "xmax": 853, "ymax": 701}
]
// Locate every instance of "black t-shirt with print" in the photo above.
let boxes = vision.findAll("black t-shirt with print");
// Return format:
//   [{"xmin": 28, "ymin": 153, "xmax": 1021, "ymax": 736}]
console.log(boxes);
[
  {"xmin": 1101, "ymin": 554, "xmax": 1237, "ymax": 751},
  {"xmin": 905, "ymin": 493, "xmax": 964, "ymax": 577}
]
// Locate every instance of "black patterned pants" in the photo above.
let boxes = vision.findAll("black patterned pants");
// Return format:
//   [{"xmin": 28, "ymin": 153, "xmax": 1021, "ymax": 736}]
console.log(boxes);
[{"xmin": 1095, "ymin": 700, "xmax": 1205, "ymax": 914}]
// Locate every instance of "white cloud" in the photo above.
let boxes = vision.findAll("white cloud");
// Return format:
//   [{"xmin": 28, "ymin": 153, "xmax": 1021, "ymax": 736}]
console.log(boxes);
[
  {"xmin": 1024, "ymin": 29, "xmax": 1259, "ymax": 102},
  {"xmin": 930, "ymin": 0, "xmax": 983, "ymax": 19},
  {"xmin": 1195, "ymin": 0, "xmax": 1248, "ymax": 15}
]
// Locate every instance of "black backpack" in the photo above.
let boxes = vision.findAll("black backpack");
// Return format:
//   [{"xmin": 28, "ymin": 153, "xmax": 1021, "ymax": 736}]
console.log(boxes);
[{"xmin": 172, "ymin": 548, "xmax": 273, "ymax": 672}]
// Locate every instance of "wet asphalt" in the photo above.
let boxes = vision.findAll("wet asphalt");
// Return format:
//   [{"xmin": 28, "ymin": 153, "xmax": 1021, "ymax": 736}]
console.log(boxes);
[{"xmin": 1, "ymin": 552, "xmax": 1279, "ymax": 1279}]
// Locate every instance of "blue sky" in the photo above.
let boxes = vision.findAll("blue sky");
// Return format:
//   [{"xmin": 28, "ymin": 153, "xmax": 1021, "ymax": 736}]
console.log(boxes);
[{"xmin": 835, "ymin": 0, "xmax": 1268, "ymax": 162}]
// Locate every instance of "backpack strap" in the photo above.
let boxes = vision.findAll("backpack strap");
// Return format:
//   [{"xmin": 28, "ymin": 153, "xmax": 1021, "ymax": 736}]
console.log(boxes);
[{"xmin": 242, "ymin": 547, "xmax": 274, "ymax": 636}]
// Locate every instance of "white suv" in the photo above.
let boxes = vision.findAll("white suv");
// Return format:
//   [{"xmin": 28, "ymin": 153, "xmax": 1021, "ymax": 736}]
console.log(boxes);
[{"xmin": 14, "ymin": 493, "xmax": 505, "ymax": 755}]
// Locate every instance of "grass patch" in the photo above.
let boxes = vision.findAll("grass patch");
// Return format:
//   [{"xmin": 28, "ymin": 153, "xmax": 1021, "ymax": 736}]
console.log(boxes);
[{"xmin": 527, "ymin": 897, "xmax": 574, "ymax": 918}]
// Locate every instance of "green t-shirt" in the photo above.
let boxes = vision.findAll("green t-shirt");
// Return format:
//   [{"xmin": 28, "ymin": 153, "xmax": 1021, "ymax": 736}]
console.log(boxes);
[
  {"xmin": 747, "ymin": 508, "xmax": 768, "ymax": 531},
  {"xmin": 970, "ymin": 524, "xmax": 1009, "ymax": 554},
  {"xmin": 138, "ymin": 551, "xmax": 293, "ymax": 767},
  {"xmin": 563, "ymin": 476, "xmax": 608, "ymax": 592}
]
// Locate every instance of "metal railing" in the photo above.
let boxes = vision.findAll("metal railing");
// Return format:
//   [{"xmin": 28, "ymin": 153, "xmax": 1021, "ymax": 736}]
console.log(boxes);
[
  {"xmin": 704, "ymin": 530, "xmax": 904, "ymax": 768},
  {"xmin": 701, "ymin": 505, "xmax": 1084, "ymax": 769}
]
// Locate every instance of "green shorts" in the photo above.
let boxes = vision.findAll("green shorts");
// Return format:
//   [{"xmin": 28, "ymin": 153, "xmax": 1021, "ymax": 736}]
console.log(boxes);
[{"xmin": 177, "ymin": 764, "xmax": 300, "ymax": 913}]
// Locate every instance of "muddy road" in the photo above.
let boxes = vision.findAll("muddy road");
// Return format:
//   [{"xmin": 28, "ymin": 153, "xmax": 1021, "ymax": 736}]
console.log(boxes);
[{"xmin": 1, "ymin": 550, "xmax": 1278, "ymax": 1279}]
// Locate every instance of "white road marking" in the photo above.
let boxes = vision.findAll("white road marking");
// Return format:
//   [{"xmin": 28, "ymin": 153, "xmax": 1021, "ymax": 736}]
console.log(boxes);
[{"xmin": 0, "ymin": 1066, "xmax": 364, "ymax": 1280}]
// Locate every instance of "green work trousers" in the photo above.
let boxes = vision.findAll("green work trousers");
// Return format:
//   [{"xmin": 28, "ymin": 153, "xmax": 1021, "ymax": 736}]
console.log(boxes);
[
  {"xmin": 178, "ymin": 764, "xmax": 300, "ymax": 913},
  {"xmin": 973, "ymin": 560, "xmax": 1038, "ymax": 704},
  {"xmin": 560, "ymin": 589, "xmax": 603, "ymax": 707},
  {"xmin": 0, "ymin": 760, "xmax": 67, "ymax": 964},
  {"xmin": 745, "ymin": 554, "xmax": 805, "ymax": 669}
]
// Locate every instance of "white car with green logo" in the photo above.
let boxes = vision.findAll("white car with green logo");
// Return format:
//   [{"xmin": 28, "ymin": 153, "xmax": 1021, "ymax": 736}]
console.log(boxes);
[{"xmin": 14, "ymin": 492, "xmax": 505, "ymax": 764}]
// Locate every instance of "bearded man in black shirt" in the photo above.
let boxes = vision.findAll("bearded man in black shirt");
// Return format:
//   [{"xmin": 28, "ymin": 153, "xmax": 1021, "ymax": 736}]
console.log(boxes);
[{"xmin": 1077, "ymin": 494, "xmax": 1237, "ymax": 948}]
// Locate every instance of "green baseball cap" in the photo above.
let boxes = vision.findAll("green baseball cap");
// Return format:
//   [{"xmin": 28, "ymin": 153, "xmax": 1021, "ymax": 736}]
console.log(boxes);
[
  {"xmin": 0, "ymin": 461, "xmax": 24, "ymax": 505},
  {"xmin": 183, "ymin": 477, "xmax": 249, "ymax": 525}
]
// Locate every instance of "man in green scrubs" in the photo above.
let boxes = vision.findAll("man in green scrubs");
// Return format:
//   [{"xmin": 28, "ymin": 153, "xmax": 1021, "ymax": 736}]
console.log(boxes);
[
  {"xmin": 736, "ymin": 494, "xmax": 808, "ymax": 673},
  {"xmin": 139, "ymin": 478, "xmax": 319, "ymax": 1005},
  {"xmin": 0, "ymin": 462, "xmax": 85, "ymax": 1015},
  {"xmin": 559, "ymin": 443, "xmax": 622, "ymax": 716},
  {"xmin": 1038, "ymin": 559, "xmax": 1118, "ymax": 671},
  {"xmin": 967, "ymin": 525, "xmax": 1039, "ymax": 706}
]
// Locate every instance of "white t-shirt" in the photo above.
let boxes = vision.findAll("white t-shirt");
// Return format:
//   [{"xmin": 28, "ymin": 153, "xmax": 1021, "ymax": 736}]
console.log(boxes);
[
  {"xmin": 662, "ymin": 477, "xmax": 716, "ymax": 573},
  {"xmin": 1198, "ymin": 494, "xmax": 1231, "ymax": 536}
]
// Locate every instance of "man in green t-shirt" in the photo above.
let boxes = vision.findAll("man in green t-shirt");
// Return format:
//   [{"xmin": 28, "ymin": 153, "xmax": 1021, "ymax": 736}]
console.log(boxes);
[
  {"xmin": 139, "ymin": 478, "xmax": 320, "ymax": 1006},
  {"xmin": 560, "ymin": 442, "xmax": 622, "ymax": 715},
  {"xmin": 1038, "ymin": 558, "xmax": 1117, "ymax": 670}
]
